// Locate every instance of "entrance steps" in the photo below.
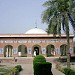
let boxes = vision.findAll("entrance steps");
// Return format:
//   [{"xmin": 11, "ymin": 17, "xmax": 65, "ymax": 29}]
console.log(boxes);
[
  {"xmin": 16, "ymin": 57, "xmax": 58, "ymax": 65},
  {"xmin": 0, "ymin": 57, "xmax": 59, "ymax": 67},
  {"xmin": 16, "ymin": 57, "xmax": 34, "ymax": 64},
  {"xmin": 0, "ymin": 57, "xmax": 34, "ymax": 64}
]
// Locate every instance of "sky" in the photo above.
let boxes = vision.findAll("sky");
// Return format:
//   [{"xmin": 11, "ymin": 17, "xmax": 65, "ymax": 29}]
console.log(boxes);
[
  {"xmin": 0, "ymin": 0, "xmax": 73, "ymax": 34},
  {"xmin": 0, "ymin": 0, "xmax": 47, "ymax": 34}
]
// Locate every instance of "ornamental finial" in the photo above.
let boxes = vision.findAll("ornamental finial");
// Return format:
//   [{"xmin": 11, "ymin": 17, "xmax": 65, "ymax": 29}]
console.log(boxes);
[{"xmin": 35, "ymin": 21, "xmax": 37, "ymax": 28}]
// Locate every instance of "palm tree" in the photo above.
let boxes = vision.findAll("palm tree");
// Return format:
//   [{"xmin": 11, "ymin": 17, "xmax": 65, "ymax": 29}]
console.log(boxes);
[{"xmin": 42, "ymin": 0, "xmax": 75, "ymax": 68}]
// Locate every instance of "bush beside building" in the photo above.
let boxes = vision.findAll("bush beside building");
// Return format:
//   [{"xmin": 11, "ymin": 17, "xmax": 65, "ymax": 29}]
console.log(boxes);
[{"xmin": 33, "ymin": 55, "xmax": 53, "ymax": 75}]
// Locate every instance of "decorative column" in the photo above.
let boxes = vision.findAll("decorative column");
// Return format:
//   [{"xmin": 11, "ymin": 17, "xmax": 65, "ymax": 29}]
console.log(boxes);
[
  {"xmin": 55, "ymin": 47, "xmax": 60, "ymax": 57},
  {"xmin": 41, "ymin": 48, "xmax": 46, "ymax": 57},
  {"xmin": 27, "ymin": 48, "xmax": 32, "ymax": 57},
  {"xmin": 6, "ymin": 47, "xmax": 8, "ymax": 57}
]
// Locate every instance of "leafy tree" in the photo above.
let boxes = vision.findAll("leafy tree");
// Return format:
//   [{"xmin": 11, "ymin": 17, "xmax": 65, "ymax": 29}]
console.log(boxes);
[{"xmin": 42, "ymin": 0, "xmax": 75, "ymax": 68}]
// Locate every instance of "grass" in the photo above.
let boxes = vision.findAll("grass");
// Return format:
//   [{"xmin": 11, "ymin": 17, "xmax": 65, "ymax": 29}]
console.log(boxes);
[{"xmin": 0, "ymin": 65, "xmax": 13, "ymax": 75}]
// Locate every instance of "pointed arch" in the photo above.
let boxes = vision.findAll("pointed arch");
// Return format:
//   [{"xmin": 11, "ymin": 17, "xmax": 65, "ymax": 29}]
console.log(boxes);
[
  {"xmin": 46, "ymin": 44, "xmax": 55, "ymax": 57},
  {"xmin": 60, "ymin": 44, "xmax": 67, "ymax": 56},
  {"xmin": 4, "ymin": 45, "xmax": 13, "ymax": 57},
  {"xmin": 32, "ymin": 44, "xmax": 41, "ymax": 57},
  {"xmin": 18, "ymin": 45, "xmax": 27, "ymax": 57}
]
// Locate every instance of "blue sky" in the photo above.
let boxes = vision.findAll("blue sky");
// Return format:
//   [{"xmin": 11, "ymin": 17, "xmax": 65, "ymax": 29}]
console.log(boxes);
[
  {"xmin": 0, "ymin": 0, "xmax": 47, "ymax": 34},
  {"xmin": 0, "ymin": 0, "xmax": 73, "ymax": 34}
]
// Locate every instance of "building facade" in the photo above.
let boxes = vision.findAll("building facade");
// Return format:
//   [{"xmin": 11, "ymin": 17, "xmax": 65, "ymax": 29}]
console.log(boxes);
[{"xmin": 0, "ymin": 28, "xmax": 74, "ymax": 57}]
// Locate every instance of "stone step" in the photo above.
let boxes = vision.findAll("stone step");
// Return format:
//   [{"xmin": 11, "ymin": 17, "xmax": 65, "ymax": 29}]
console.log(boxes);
[
  {"xmin": 0, "ymin": 57, "xmax": 34, "ymax": 64},
  {"xmin": 17, "ymin": 59, "xmax": 33, "ymax": 64},
  {"xmin": 0, "ymin": 57, "xmax": 58, "ymax": 66}
]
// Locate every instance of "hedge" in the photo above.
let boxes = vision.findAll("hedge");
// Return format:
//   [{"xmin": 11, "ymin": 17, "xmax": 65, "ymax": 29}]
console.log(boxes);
[
  {"xmin": 33, "ymin": 55, "xmax": 46, "ymax": 65},
  {"xmin": 34, "ymin": 62, "xmax": 53, "ymax": 75}
]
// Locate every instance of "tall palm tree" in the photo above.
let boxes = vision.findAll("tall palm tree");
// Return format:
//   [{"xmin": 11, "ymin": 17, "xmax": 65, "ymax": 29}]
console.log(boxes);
[{"xmin": 42, "ymin": 0, "xmax": 75, "ymax": 68}]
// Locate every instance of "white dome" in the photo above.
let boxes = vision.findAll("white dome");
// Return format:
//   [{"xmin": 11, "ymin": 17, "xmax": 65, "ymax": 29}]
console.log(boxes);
[{"xmin": 25, "ymin": 28, "xmax": 47, "ymax": 34}]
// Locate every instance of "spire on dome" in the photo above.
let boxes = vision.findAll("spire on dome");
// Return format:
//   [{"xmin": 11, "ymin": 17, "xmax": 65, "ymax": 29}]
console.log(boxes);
[{"xmin": 35, "ymin": 21, "xmax": 37, "ymax": 28}]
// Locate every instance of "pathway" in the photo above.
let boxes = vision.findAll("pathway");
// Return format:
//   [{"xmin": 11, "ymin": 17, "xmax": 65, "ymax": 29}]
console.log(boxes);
[
  {"xmin": 19, "ymin": 63, "xmax": 65, "ymax": 75},
  {"xmin": 0, "ymin": 57, "xmax": 65, "ymax": 75}
]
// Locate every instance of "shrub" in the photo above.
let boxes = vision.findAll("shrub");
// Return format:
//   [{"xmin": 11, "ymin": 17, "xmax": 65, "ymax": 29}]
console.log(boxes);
[
  {"xmin": 34, "ymin": 62, "xmax": 53, "ymax": 75},
  {"xmin": 15, "ymin": 65, "xmax": 22, "ymax": 72},
  {"xmin": 69, "ymin": 70, "xmax": 75, "ymax": 75},
  {"xmin": 33, "ymin": 55, "xmax": 46, "ymax": 65},
  {"xmin": 0, "ymin": 65, "xmax": 22, "ymax": 75},
  {"xmin": 63, "ymin": 68, "xmax": 75, "ymax": 75},
  {"xmin": 3, "ymin": 67, "xmax": 19, "ymax": 75},
  {"xmin": 63, "ymin": 68, "xmax": 71, "ymax": 75}
]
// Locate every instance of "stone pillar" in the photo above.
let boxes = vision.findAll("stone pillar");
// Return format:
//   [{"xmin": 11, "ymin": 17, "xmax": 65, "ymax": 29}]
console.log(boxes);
[
  {"xmin": 69, "ymin": 47, "xmax": 73, "ymax": 56},
  {"xmin": 6, "ymin": 47, "xmax": 8, "ymax": 57},
  {"xmin": 55, "ymin": 47, "xmax": 60, "ymax": 57},
  {"xmin": 41, "ymin": 48, "xmax": 46, "ymax": 57},
  {"xmin": 12, "ymin": 49, "xmax": 14, "ymax": 56},
  {"xmin": 27, "ymin": 48, "xmax": 32, "ymax": 57}
]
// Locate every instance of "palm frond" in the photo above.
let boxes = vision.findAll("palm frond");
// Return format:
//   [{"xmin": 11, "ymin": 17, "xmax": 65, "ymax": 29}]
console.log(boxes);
[
  {"xmin": 42, "ymin": 6, "xmax": 56, "ymax": 24},
  {"xmin": 43, "ymin": 0, "xmax": 56, "ymax": 7}
]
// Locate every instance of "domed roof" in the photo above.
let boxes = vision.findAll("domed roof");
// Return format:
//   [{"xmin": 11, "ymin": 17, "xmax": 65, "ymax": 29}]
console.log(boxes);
[{"xmin": 25, "ymin": 28, "xmax": 47, "ymax": 34}]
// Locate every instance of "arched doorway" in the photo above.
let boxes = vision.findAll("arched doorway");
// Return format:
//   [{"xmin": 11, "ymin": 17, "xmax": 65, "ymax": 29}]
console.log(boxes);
[
  {"xmin": 32, "ymin": 45, "xmax": 41, "ymax": 57},
  {"xmin": 4, "ymin": 45, "xmax": 13, "ymax": 57},
  {"xmin": 46, "ymin": 44, "xmax": 55, "ymax": 57},
  {"xmin": 18, "ymin": 45, "xmax": 27, "ymax": 57},
  {"xmin": 60, "ymin": 44, "xmax": 67, "ymax": 56},
  {"xmin": 34, "ymin": 47, "xmax": 39, "ymax": 55}
]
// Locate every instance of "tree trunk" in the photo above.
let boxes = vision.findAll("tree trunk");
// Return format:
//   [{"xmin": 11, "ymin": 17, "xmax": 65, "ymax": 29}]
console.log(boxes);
[
  {"xmin": 64, "ymin": 12, "xmax": 70, "ymax": 68},
  {"xmin": 67, "ymin": 35, "xmax": 70, "ymax": 68}
]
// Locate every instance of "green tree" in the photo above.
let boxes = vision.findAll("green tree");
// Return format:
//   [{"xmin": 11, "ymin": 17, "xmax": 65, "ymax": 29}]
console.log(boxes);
[{"xmin": 42, "ymin": 0, "xmax": 75, "ymax": 68}]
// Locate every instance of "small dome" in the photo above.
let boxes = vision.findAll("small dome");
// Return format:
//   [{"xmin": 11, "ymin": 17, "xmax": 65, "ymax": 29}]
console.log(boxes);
[{"xmin": 25, "ymin": 28, "xmax": 47, "ymax": 34}]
